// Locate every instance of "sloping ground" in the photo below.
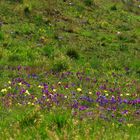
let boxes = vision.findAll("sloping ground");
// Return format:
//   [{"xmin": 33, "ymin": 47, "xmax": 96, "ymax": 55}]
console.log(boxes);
[
  {"xmin": 0, "ymin": 1, "xmax": 140, "ymax": 139},
  {"xmin": 0, "ymin": 0, "xmax": 140, "ymax": 74}
]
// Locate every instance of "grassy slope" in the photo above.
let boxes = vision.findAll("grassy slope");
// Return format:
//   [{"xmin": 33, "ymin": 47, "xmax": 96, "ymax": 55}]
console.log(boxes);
[
  {"xmin": 0, "ymin": 0, "xmax": 140, "ymax": 72},
  {"xmin": 0, "ymin": 0, "xmax": 140, "ymax": 139}
]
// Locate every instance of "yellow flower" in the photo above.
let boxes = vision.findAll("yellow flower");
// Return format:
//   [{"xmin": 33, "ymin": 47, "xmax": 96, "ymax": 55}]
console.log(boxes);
[
  {"xmin": 53, "ymin": 89, "xmax": 57, "ymax": 92},
  {"xmin": 127, "ymin": 124, "xmax": 133, "ymax": 127},
  {"xmin": 38, "ymin": 85, "xmax": 43, "ymax": 88},
  {"xmin": 25, "ymin": 90, "xmax": 30, "ymax": 95},
  {"xmin": 58, "ymin": 82, "xmax": 61, "ymax": 85},
  {"xmin": 34, "ymin": 97, "xmax": 38, "ymax": 100},
  {"xmin": 126, "ymin": 93, "xmax": 130, "ymax": 96},
  {"xmin": 8, "ymin": 81, "xmax": 11, "ymax": 84},
  {"xmin": 89, "ymin": 92, "xmax": 92, "ymax": 95},
  {"xmin": 28, "ymin": 102, "xmax": 31, "ymax": 105},
  {"xmin": 105, "ymin": 93, "xmax": 109, "ymax": 96},
  {"xmin": 1, "ymin": 88, "xmax": 7, "ymax": 92},
  {"xmin": 18, "ymin": 82, "xmax": 22, "ymax": 86},
  {"xmin": 8, "ymin": 86, "xmax": 11, "ymax": 89},
  {"xmin": 120, "ymin": 94, "xmax": 123, "ymax": 97},
  {"xmin": 96, "ymin": 104, "xmax": 99, "ymax": 107},
  {"xmin": 77, "ymin": 88, "xmax": 82, "ymax": 92},
  {"xmin": 104, "ymin": 90, "xmax": 108, "ymax": 93},
  {"xmin": 18, "ymin": 103, "xmax": 21, "ymax": 106},
  {"xmin": 64, "ymin": 95, "xmax": 67, "ymax": 98}
]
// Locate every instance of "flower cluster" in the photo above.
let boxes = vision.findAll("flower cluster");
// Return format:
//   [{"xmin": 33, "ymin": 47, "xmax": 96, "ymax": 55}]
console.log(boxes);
[{"xmin": 0, "ymin": 66, "xmax": 139, "ymax": 124}]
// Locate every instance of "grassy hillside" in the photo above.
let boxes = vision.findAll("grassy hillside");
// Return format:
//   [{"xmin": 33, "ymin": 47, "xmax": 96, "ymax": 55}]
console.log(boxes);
[{"xmin": 0, "ymin": 0, "xmax": 140, "ymax": 139}]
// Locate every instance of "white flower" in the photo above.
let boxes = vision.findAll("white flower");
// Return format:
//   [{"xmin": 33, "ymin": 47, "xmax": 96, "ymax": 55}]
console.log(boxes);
[
  {"xmin": 58, "ymin": 82, "xmax": 61, "ymax": 85},
  {"xmin": 117, "ymin": 31, "xmax": 121, "ymax": 35}
]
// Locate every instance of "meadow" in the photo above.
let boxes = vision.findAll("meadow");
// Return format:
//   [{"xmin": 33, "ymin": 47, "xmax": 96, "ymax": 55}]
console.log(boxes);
[{"xmin": 0, "ymin": 0, "xmax": 140, "ymax": 139}]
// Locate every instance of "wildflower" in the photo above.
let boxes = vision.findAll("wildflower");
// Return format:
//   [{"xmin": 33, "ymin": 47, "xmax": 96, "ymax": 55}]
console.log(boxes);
[
  {"xmin": 28, "ymin": 102, "xmax": 31, "ymax": 105},
  {"xmin": 120, "ymin": 94, "xmax": 123, "ymax": 97},
  {"xmin": 126, "ymin": 93, "xmax": 130, "ymax": 96},
  {"xmin": 53, "ymin": 89, "xmax": 57, "ymax": 92},
  {"xmin": 8, "ymin": 81, "xmax": 11, "ymax": 84},
  {"xmin": 77, "ymin": 88, "xmax": 82, "ymax": 92},
  {"xmin": 18, "ymin": 82, "xmax": 22, "ymax": 86},
  {"xmin": 58, "ymin": 81, "xmax": 61, "ymax": 85},
  {"xmin": 89, "ymin": 92, "xmax": 92, "ymax": 95},
  {"xmin": 121, "ymin": 110, "xmax": 129, "ymax": 115},
  {"xmin": 38, "ymin": 85, "xmax": 43, "ymax": 88},
  {"xmin": 47, "ymin": 99, "xmax": 49, "ymax": 102},
  {"xmin": 34, "ymin": 97, "xmax": 38, "ymax": 100},
  {"xmin": 104, "ymin": 90, "xmax": 108, "ymax": 93},
  {"xmin": 117, "ymin": 31, "xmax": 121, "ymax": 35},
  {"xmin": 25, "ymin": 90, "xmax": 30, "ymax": 95},
  {"xmin": 96, "ymin": 91, "xmax": 101, "ymax": 96},
  {"xmin": 79, "ymin": 105, "xmax": 87, "ymax": 111},
  {"xmin": 96, "ymin": 104, "xmax": 99, "ymax": 107},
  {"xmin": 105, "ymin": 93, "xmax": 109, "ymax": 96},
  {"xmin": 8, "ymin": 86, "xmax": 11, "ymax": 89},
  {"xmin": 1, "ymin": 88, "xmax": 7, "ymax": 93},
  {"xmin": 127, "ymin": 124, "xmax": 133, "ymax": 128},
  {"xmin": 64, "ymin": 95, "xmax": 67, "ymax": 98},
  {"xmin": 18, "ymin": 103, "xmax": 21, "ymax": 106}
]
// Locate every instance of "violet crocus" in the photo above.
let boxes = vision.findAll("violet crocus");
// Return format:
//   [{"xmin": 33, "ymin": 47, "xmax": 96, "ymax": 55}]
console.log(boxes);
[
  {"xmin": 96, "ymin": 91, "xmax": 101, "ymax": 96},
  {"xmin": 121, "ymin": 110, "xmax": 128, "ymax": 115},
  {"xmin": 135, "ymin": 110, "xmax": 140, "ymax": 114},
  {"xmin": 100, "ymin": 84, "xmax": 106, "ymax": 90},
  {"xmin": 110, "ymin": 96, "xmax": 116, "ymax": 104},
  {"xmin": 20, "ymin": 89, "xmax": 26, "ymax": 94},
  {"xmin": 79, "ymin": 105, "xmax": 88, "ymax": 111}
]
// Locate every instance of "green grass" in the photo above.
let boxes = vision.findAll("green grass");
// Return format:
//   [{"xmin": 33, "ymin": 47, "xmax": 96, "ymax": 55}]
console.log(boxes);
[{"xmin": 0, "ymin": 0, "xmax": 140, "ymax": 139}]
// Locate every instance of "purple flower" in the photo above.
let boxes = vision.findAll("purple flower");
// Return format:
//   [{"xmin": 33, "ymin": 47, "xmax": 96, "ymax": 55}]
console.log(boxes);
[
  {"xmin": 85, "ymin": 77, "xmax": 90, "ymax": 81},
  {"xmin": 124, "ymin": 67, "xmax": 129, "ymax": 72},
  {"xmin": 111, "ymin": 114, "xmax": 115, "ymax": 118},
  {"xmin": 99, "ymin": 84, "xmax": 106, "ymax": 90},
  {"xmin": 96, "ymin": 95, "xmax": 108, "ymax": 106},
  {"xmin": 110, "ymin": 96, "xmax": 116, "ymax": 104},
  {"xmin": 96, "ymin": 91, "xmax": 101, "ymax": 96},
  {"xmin": 121, "ymin": 110, "xmax": 128, "ymax": 115},
  {"xmin": 123, "ymin": 99, "xmax": 128, "ymax": 104},
  {"xmin": 135, "ymin": 110, "xmax": 140, "ymax": 114},
  {"xmin": 20, "ymin": 89, "xmax": 26, "ymax": 94},
  {"xmin": 79, "ymin": 105, "xmax": 87, "ymax": 111},
  {"xmin": 17, "ymin": 66, "xmax": 22, "ymax": 71}
]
